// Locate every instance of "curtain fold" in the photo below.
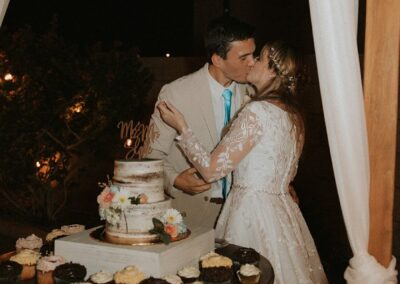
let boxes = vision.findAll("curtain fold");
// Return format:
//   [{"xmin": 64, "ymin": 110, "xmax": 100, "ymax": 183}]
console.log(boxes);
[
  {"xmin": 0, "ymin": 0, "xmax": 9, "ymax": 28},
  {"xmin": 308, "ymin": 0, "xmax": 397, "ymax": 282}
]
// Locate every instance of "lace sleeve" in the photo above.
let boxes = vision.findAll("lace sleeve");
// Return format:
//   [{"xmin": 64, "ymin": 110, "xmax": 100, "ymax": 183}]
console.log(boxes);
[{"xmin": 176, "ymin": 103, "xmax": 264, "ymax": 182}]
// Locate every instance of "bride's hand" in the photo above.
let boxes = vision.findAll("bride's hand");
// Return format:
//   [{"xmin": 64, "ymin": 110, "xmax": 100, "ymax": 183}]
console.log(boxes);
[{"xmin": 157, "ymin": 101, "xmax": 188, "ymax": 134}]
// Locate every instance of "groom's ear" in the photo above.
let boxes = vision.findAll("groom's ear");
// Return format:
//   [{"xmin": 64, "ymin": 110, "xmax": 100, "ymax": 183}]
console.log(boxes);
[{"xmin": 211, "ymin": 54, "xmax": 223, "ymax": 68}]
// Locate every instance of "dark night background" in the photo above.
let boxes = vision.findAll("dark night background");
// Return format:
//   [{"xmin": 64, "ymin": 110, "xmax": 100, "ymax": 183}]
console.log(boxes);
[{"xmin": 1, "ymin": 0, "xmax": 366, "ymax": 56}]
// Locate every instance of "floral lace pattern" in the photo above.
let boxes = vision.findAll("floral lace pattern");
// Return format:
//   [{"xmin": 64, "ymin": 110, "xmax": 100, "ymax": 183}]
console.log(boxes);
[
  {"xmin": 177, "ymin": 102, "xmax": 264, "ymax": 183},
  {"xmin": 177, "ymin": 101, "xmax": 328, "ymax": 284}
]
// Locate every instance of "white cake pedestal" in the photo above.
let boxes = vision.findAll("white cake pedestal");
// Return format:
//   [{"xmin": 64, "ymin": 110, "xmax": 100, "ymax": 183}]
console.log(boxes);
[{"xmin": 55, "ymin": 226, "xmax": 214, "ymax": 277}]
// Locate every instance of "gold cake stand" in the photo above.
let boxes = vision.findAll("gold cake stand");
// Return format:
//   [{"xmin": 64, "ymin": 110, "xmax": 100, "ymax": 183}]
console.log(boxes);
[{"xmin": 89, "ymin": 226, "xmax": 191, "ymax": 246}]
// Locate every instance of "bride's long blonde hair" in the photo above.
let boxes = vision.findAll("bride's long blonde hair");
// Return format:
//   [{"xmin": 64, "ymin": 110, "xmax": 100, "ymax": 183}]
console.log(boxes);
[{"xmin": 224, "ymin": 41, "xmax": 304, "ymax": 146}]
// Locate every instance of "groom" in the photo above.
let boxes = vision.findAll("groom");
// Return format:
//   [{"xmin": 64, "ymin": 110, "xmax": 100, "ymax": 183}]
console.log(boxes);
[{"xmin": 147, "ymin": 16, "xmax": 256, "ymax": 228}]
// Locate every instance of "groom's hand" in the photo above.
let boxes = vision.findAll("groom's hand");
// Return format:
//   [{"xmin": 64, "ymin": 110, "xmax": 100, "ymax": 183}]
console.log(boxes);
[{"xmin": 174, "ymin": 168, "xmax": 211, "ymax": 195}]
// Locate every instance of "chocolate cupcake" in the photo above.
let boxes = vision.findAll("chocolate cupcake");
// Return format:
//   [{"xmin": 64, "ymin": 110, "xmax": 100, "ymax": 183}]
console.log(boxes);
[
  {"xmin": 53, "ymin": 262, "xmax": 87, "ymax": 283},
  {"xmin": 162, "ymin": 275, "xmax": 182, "ymax": 284},
  {"xmin": 139, "ymin": 277, "xmax": 169, "ymax": 284},
  {"xmin": 200, "ymin": 255, "xmax": 233, "ymax": 284},
  {"xmin": 88, "ymin": 270, "xmax": 115, "ymax": 284},
  {"xmin": 0, "ymin": 260, "xmax": 22, "ymax": 283},
  {"xmin": 177, "ymin": 267, "xmax": 200, "ymax": 283},
  {"xmin": 232, "ymin": 248, "xmax": 260, "ymax": 266}
]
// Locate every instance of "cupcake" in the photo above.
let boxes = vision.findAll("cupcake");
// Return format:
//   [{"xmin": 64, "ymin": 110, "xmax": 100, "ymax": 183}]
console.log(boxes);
[
  {"xmin": 53, "ymin": 262, "xmax": 87, "ymax": 283},
  {"xmin": 200, "ymin": 255, "xmax": 233, "ymax": 284},
  {"xmin": 236, "ymin": 264, "xmax": 260, "ymax": 284},
  {"xmin": 232, "ymin": 248, "xmax": 260, "ymax": 266},
  {"xmin": 61, "ymin": 224, "xmax": 85, "ymax": 235},
  {"xmin": 9, "ymin": 249, "xmax": 40, "ymax": 280},
  {"xmin": 15, "ymin": 234, "xmax": 43, "ymax": 253},
  {"xmin": 163, "ymin": 275, "xmax": 182, "ymax": 284},
  {"xmin": 0, "ymin": 260, "xmax": 23, "ymax": 283},
  {"xmin": 36, "ymin": 255, "xmax": 66, "ymax": 284},
  {"xmin": 139, "ymin": 277, "xmax": 169, "ymax": 284},
  {"xmin": 114, "ymin": 265, "xmax": 145, "ymax": 284},
  {"xmin": 177, "ymin": 267, "xmax": 200, "ymax": 283},
  {"xmin": 89, "ymin": 270, "xmax": 115, "ymax": 284},
  {"xmin": 41, "ymin": 229, "xmax": 67, "ymax": 256}
]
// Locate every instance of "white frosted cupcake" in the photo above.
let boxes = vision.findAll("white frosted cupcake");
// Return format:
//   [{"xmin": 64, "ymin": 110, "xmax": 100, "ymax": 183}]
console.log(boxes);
[
  {"xmin": 89, "ymin": 270, "xmax": 115, "ymax": 284},
  {"xmin": 61, "ymin": 224, "xmax": 85, "ymax": 235},
  {"xmin": 10, "ymin": 249, "xmax": 41, "ymax": 280},
  {"xmin": 163, "ymin": 275, "xmax": 182, "ymax": 284},
  {"xmin": 177, "ymin": 267, "xmax": 200, "ymax": 283},
  {"xmin": 36, "ymin": 255, "xmax": 65, "ymax": 284},
  {"xmin": 114, "ymin": 265, "xmax": 145, "ymax": 284},
  {"xmin": 237, "ymin": 264, "xmax": 261, "ymax": 284},
  {"xmin": 16, "ymin": 234, "xmax": 43, "ymax": 253}
]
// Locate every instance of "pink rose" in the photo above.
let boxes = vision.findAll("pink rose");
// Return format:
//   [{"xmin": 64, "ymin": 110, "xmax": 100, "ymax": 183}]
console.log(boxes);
[
  {"xmin": 164, "ymin": 224, "xmax": 178, "ymax": 238},
  {"xmin": 139, "ymin": 194, "xmax": 148, "ymax": 204},
  {"xmin": 97, "ymin": 187, "xmax": 114, "ymax": 208}
]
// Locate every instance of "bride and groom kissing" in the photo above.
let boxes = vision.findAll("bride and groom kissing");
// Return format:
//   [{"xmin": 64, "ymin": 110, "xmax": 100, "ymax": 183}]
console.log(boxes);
[{"xmin": 146, "ymin": 15, "xmax": 329, "ymax": 283}]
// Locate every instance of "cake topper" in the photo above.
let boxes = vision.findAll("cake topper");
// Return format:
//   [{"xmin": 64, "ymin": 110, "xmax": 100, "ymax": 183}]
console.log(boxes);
[{"xmin": 117, "ymin": 120, "xmax": 159, "ymax": 160}]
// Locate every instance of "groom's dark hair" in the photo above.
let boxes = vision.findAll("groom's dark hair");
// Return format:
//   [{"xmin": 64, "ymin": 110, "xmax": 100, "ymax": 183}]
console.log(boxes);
[{"xmin": 204, "ymin": 16, "xmax": 255, "ymax": 63}]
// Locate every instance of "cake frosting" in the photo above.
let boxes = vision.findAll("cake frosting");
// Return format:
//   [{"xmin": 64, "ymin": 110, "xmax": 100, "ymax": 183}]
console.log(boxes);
[
  {"xmin": 239, "ymin": 264, "xmax": 260, "ymax": 276},
  {"xmin": 199, "ymin": 251, "xmax": 220, "ymax": 261},
  {"xmin": 163, "ymin": 275, "xmax": 182, "ymax": 284},
  {"xmin": 15, "ymin": 234, "xmax": 43, "ymax": 251},
  {"xmin": 36, "ymin": 255, "xmax": 65, "ymax": 272},
  {"xmin": 201, "ymin": 255, "xmax": 233, "ymax": 268},
  {"xmin": 10, "ymin": 249, "xmax": 40, "ymax": 265},
  {"xmin": 45, "ymin": 229, "xmax": 66, "ymax": 241},
  {"xmin": 89, "ymin": 270, "xmax": 114, "ymax": 283},
  {"xmin": 98, "ymin": 159, "xmax": 187, "ymax": 244},
  {"xmin": 61, "ymin": 224, "xmax": 85, "ymax": 235},
  {"xmin": 177, "ymin": 266, "xmax": 200, "ymax": 279},
  {"xmin": 114, "ymin": 265, "xmax": 145, "ymax": 284}
]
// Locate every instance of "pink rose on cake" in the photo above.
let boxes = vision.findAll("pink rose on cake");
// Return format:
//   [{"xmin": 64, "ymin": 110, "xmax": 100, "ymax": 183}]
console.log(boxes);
[
  {"xmin": 164, "ymin": 224, "xmax": 178, "ymax": 238},
  {"xmin": 97, "ymin": 186, "xmax": 114, "ymax": 209}
]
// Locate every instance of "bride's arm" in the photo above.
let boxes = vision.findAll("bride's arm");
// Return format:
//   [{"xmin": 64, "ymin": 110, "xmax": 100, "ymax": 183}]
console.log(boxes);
[{"xmin": 176, "ymin": 103, "xmax": 264, "ymax": 182}]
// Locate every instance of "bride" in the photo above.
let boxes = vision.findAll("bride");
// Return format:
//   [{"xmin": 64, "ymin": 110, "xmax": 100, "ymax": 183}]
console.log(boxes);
[{"xmin": 157, "ymin": 41, "xmax": 328, "ymax": 284}]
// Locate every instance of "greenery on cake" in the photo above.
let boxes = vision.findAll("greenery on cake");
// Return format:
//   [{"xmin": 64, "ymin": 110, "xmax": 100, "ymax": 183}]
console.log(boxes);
[{"xmin": 149, "ymin": 209, "xmax": 187, "ymax": 244}]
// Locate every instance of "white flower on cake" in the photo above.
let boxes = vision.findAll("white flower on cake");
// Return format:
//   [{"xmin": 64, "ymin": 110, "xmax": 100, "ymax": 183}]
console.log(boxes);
[
  {"xmin": 162, "ymin": 208, "xmax": 183, "ymax": 225},
  {"xmin": 112, "ymin": 190, "xmax": 130, "ymax": 209}
]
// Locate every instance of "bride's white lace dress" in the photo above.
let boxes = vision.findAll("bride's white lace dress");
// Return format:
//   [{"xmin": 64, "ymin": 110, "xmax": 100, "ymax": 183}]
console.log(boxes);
[{"xmin": 177, "ymin": 101, "xmax": 328, "ymax": 283}]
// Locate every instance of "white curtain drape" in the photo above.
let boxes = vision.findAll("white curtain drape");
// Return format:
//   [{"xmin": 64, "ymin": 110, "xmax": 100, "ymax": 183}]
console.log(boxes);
[
  {"xmin": 308, "ymin": 0, "xmax": 398, "ymax": 283},
  {"xmin": 0, "ymin": 0, "xmax": 9, "ymax": 27}
]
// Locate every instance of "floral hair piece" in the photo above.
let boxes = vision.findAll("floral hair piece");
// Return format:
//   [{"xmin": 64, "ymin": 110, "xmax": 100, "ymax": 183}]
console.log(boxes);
[{"xmin": 268, "ymin": 47, "xmax": 297, "ymax": 92}]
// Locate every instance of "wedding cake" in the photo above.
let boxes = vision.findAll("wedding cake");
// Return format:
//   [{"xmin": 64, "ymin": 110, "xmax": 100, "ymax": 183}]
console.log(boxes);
[{"xmin": 97, "ymin": 159, "xmax": 187, "ymax": 245}]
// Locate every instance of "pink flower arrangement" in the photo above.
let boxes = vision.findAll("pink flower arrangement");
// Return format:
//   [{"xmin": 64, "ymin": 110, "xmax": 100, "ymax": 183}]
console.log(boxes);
[
  {"xmin": 97, "ymin": 186, "xmax": 114, "ymax": 209},
  {"xmin": 164, "ymin": 224, "xmax": 178, "ymax": 238}
]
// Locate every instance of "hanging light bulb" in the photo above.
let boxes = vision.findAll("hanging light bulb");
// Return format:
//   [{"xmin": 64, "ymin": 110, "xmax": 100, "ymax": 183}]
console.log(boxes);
[{"xmin": 126, "ymin": 138, "xmax": 133, "ymax": 147}]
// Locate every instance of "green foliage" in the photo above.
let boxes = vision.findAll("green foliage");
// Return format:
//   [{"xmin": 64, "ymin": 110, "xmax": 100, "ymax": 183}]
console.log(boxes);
[
  {"xmin": 149, "ymin": 218, "xmax": 171, "ymax": 245},
  {"xmin": 0, "ymin": 19, "xmax": 153, "ymax": 224}
]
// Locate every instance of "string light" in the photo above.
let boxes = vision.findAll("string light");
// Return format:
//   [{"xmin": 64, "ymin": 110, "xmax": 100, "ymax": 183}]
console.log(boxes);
[
  {"xmin": 4, "ymin": 73, "xmax": 13, "ymax": 81},
  {"xmin": 36, "ymin": 161, "xmax": 41, "ymax": 168},
  {"xmin": 125, "ymin": 138, "xmax": 132, "ymax": 147},
  {"xmin": 165, "ymin": 53, "xmax": 171, "ymax": 58}
]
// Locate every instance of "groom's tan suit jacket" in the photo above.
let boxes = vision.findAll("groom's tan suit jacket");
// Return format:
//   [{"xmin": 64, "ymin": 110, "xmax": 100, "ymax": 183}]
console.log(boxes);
[{"xmin": 147, "ymin": 64, "xmax": 252, "ymax": 229}]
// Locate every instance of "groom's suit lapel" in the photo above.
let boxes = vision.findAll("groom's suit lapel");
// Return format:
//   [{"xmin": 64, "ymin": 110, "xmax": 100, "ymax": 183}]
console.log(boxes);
[{"xmin": 193, "ymin": 69, "xmax": 219, "ymax": 147}]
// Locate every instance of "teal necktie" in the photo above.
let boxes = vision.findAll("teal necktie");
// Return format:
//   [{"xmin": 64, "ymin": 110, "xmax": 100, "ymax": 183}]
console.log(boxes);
[{"xmin": 221, "ymin": 89, "xmax": 233, "ymax": 199}]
